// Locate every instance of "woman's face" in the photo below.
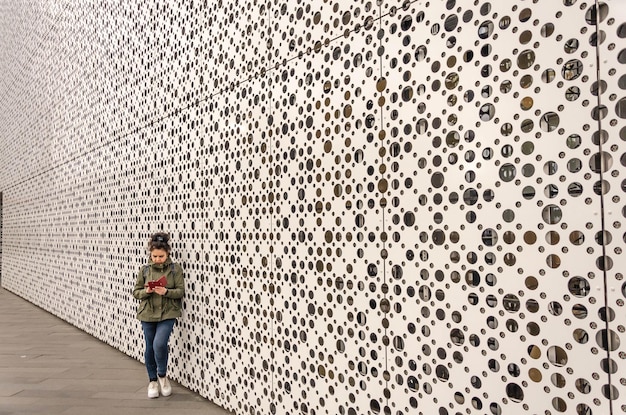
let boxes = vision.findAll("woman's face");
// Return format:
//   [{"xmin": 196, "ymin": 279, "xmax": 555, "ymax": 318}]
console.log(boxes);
[{"xmin": 150, "ymin": 248, "xmax": 168, "ymax": 264}]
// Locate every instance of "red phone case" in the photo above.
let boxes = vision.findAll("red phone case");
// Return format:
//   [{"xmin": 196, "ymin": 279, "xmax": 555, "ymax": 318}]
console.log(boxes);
[{"xmin": 147, "ymin": 276, "xmax": 167, "ymax": 289}]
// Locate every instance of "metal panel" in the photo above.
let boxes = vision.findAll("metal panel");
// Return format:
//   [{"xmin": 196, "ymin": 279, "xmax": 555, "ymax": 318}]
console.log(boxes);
[{"xmin": 0, "ymin": 1, "xmax": 623, "ymax": 414}]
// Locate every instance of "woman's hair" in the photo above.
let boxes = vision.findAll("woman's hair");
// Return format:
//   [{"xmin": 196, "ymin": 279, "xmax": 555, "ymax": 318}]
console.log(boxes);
[{"xmin": 148, "ymin": 232, "xmax": 171, "ymax": 253}]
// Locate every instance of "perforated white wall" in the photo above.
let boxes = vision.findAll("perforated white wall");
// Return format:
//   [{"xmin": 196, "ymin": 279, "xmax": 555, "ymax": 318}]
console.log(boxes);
[{"xmin": 1, "ymin": 1, "xmax": 624, "ymax": 414}]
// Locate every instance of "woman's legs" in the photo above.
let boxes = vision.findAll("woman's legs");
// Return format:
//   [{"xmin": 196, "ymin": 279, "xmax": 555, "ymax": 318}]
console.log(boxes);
[
  {"xmin": 153, "ymin": 319, "xmax": 176, "ymax": 377},
  {"xmin": 141, "ymin": 322, "xmax": 158, "ymax": 381},
  {"xmin": 141, "ymin": 319, "xmax": 176, "ymax": 380}
]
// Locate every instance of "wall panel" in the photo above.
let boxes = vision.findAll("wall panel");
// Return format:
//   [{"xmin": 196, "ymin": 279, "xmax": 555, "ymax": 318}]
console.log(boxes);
[
  {"xmin": 0, "ymin": 1, "xmax": 624, "ymax": 414},
  {"xmin": 598, "ymin": 0, "xmax": 626, "ymax": 409}
]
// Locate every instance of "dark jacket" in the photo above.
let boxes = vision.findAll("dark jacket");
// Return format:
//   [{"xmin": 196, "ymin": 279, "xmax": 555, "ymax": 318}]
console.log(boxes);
[{"xmin": 132, "ymin": 257, "xmax": 184, "ymax": 322}]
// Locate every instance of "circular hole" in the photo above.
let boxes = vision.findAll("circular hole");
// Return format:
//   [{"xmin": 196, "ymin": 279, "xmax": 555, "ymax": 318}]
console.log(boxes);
[
  {"xmin": 542, "ymin": 204, "xmax": 563, "ymax": 224},
  {"xmin": 517, "ymin": 49, "xmax": 536, "ymax": 69},
  {"xmin": 503, "ymin": 294, "xmax": 520, "ymax": 312},
  {"xmin": 572, "ymin": 303, "xmax": 588, "ymax": 319},
  {"xmin": 562, "ymin": 59, "xmax": 583, "ymax": 80},
  {"xmin": 552, "ymin": 396, "xmax": 567, "ymax": 412},
  {"xmin": 551, "ymin": 373, "xmax": 567, "ymax": 388},
  {"xmin": 573, "ymin": 328, "xmax": 589, "ymax": 344},
  {"xmin": 529, "ymin": 368, "xmax": 542, "ymax": 382},
  {"xmin": 568, "ymin": 277, "xmax": 590, "ymax": 297},
  {"xmin": 549, "ymin": 301, "xmax": 563, "ymax": 316},
  {"xmin": 525, "ymin": 276, "xmax": 538, "ymax": 290},
  {"xmin": 547, "ymin": 345, "xmax": 568, "ymax": 367},
  {"xmin": 505, "ymin": 383, "xmax": 524, "ymax": 402},
  {"xmin": 541, "ymin": 22, "xmax": 554, "ymax": 37},
  {"xmin": 540, "ymin": 112, "xmax": 560, "ymax": 132},
  {"xmin": 526, "ymin": 299, "xmax": 539, "ymax": 312},
  {"xmin": 589, "ymin": 151, "xmax": 613, "ymax": 173},
  {"xmin": 569, "ymin": 230, "xmax": 585, "ymax": 245},
  {"xmin": 526, "ymin": 322, "xmax": 540, "ymax": 336},
  {"xmin": 601, "ymin": 358, "xmax": 619, "ymax": 374},
  {"xmin": 576, "ymin": 378, "xmax": 591, "ymax": 394},
  {"xmin": 596, "ymin": 329, "xmax": 620, "ymax": 351}
]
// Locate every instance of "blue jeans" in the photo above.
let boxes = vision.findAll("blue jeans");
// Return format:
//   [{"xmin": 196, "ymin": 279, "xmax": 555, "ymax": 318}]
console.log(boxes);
[{"xmin": 141, "ymin": 319, "xmax": 176, "ymax": 381}]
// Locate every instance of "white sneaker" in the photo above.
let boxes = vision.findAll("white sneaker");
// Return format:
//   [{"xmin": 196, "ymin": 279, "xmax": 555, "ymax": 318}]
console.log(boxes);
[
  {"xmin": 158, "ymin": 376, "xmax": 172, "ymax": 397},
  {"xmin": 147, "ymin": 381, "xmax": 159, "ymax": 398}
]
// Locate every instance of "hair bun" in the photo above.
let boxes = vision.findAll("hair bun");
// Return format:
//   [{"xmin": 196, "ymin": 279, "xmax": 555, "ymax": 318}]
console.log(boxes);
[{"xmin": 151, "ymin": 233, "xmax": 169, "ymax": 243}]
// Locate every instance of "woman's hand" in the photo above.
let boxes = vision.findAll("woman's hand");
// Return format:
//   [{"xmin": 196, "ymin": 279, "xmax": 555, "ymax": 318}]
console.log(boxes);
[{"xmin": 153, "ymin": 286, "xmax": 168, "ymax": 296}]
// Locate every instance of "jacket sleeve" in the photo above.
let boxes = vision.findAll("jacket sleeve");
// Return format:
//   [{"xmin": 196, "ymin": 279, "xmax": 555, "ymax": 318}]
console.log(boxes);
[
  {"xmin": 132, "ymin": 266, "xmax": 151, "ymax": 300},
  {"xmin": 165, "ymin": 263, "xmax": 185, "ymax": 299}
]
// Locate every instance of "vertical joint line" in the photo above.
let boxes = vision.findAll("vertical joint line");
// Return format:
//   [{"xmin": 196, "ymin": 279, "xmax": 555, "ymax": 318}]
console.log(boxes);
[
  {"xmin": 593, "ymin": 1, "xmax": 613, "ymax": 412},
  {"xmin": 376, "ymin": 3, "xmax": 390, "ymax": 404}
]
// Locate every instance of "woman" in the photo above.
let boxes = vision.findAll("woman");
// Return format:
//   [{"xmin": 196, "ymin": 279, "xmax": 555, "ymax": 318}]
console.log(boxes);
[{"xmin": 133, "ymin": 232, "xmax": 185, "ymax": 398}]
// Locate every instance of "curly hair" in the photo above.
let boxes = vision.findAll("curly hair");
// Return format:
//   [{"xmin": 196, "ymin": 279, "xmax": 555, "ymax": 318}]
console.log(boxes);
[{"xmin": 148, "ymin": 232, "xmax": 171, "ymax": 253}]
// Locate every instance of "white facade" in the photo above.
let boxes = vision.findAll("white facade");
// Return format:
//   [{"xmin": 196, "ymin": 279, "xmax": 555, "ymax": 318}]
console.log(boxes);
[{"xmin": 1, "ymin": 1, "xmax": 624, "ymax": 414}]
